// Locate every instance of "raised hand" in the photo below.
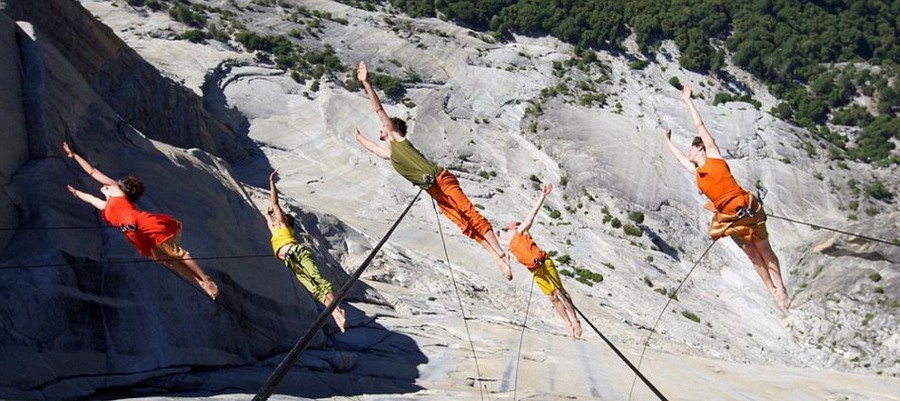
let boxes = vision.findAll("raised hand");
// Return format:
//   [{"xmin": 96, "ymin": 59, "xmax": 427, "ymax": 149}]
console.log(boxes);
[
  {"xmin": 269, "ymin": 167, "xmax": 279, "ymax": 183},
  {"xmin": 356, "ymin": 60, "xmax": 368, "ymax": 82},
  {"xmin": 680, "ymin": 84, "xmax": 692, "ymax": 102},
  {"xmin": 541, "ymin": 182, "xmax": 553, "ymax": 196},
  {"xmin": 62, "ymin": 142, "xmax": 75, "ymax": 159}
]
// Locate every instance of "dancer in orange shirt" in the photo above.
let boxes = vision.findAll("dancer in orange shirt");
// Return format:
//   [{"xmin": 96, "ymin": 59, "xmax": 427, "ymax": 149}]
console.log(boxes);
[
  {"xmin": 662, "ymin": 85, "xmax": 789, "ymax": 312},
  {"xmin": 504, "ymin": 183, "xmax": 582, "ymax": 339},
  {"xmin": 63, "ymin": 142, "xmax": 219, "ymax": 300},
  {"xmin": 353, "ymin": 61, "xmax": 512, "ymax": 281}
]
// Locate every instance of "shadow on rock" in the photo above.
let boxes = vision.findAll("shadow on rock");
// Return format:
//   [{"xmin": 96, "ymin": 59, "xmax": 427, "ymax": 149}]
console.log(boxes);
[{"xmin": 640, "ymin": 224, "xmax": 680, "ymax": 261}]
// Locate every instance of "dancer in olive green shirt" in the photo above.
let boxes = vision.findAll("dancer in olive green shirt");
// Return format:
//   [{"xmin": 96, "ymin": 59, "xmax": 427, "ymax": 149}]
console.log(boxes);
[{"xmin": 353, "ymin": 60, "xmax": 513, "ymax": 281}]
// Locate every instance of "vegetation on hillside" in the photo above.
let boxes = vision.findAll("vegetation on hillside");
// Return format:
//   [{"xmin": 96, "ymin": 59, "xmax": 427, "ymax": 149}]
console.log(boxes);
[{"xmin": 387, "ymin": 0, "xmax": 899, "ymax": 165}]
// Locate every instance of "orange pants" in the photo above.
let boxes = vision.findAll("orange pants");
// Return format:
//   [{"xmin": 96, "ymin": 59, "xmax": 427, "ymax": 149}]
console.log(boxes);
[{"xmin": 427, "ymin": 170, "xmax": 493, "ymax": 241}]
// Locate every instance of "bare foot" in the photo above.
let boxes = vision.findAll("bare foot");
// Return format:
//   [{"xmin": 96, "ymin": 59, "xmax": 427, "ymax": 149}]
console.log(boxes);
[
  {"xmin": 572, "ymin": 321, "xmax": 583, "ymax": 339},
  {"xmin": 200, "ymin": 278, "xmax": 219, "ymax": 300},
  {"xmin": 774, "ymin": 288, "xmax": 791, "ymax": 312},
  {"xmin": 333, "ymin": 307, "xmax": 347, "ymax": 333},
  {"xmin": 496, "ymin": 257, "xmax": 512, "ymax": 281}
]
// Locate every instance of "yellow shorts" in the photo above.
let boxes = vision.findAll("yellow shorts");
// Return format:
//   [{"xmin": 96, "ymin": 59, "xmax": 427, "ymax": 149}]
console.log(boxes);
[
  {"xmin": 531, "ymin": 259, "xmax": 563, "ymax": 296},
  {"xmin": 150, "ymin": 230, "xmax": 188, "ymax": 260}
]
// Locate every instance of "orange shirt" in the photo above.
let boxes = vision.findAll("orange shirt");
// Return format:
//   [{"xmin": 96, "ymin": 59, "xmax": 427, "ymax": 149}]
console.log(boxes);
[
  {"xmin": 696, "ymin": 158, "xmax": 748, "ymax": 214},
  {"xmin": 509, "ymin": 231, "xmax": 546, "ymax": 270},
  {"xmin": 102, "ymin": 196, "xmax": 181, "ymax": 256}
]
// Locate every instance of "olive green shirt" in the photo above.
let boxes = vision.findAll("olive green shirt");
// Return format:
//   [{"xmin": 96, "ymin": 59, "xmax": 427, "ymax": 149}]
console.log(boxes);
[{"xmin": 390, "ymin": 139, "xmax": 443, "ymax": 189}]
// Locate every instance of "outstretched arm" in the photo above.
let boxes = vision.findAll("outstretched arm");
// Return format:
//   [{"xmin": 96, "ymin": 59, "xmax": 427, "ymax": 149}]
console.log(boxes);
[
  {"xmin": 354, "ymin": 128, "xmax": 391, "ymax": 159},
  {"xmin": 266, "ymin": 169, "xmax": 287, "ymax": 230},
  {"xmin": 66, "ymin": 185, "xmax": 107, "ymax": 210},
  {"xmin": 63, "ymin": 142, "xmax": 117, "ymax": 186},
  {"xmin": 662, "ymin": 129, "xmax": 695, "ymax": 173},
  {"xmin": 519, "ymin": 183, "xmax": 553, "ymax": 233},
  {"xmin": 680, "ymin": 85, "xmax": 722, "ymax": 159},
  {"xmin": 357, "ymin": 61, "xmax": 403, "ymax": 142}
]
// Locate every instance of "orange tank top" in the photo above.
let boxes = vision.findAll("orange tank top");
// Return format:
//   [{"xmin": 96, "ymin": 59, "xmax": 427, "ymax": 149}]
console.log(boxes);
[
  {"xmin": 695, "ymin": 158, "xmax": 748, "ymax": 214},
  {"xmin": 102, "ymin": 196, "xmax": 181, "ymax": 256},
  {"xmin": 509, "ymin": 231, "xmax": 546, "ymax": 270}
]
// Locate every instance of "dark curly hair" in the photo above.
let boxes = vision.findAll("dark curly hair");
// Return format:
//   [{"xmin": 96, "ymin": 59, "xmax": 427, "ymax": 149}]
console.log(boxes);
[
  {"xmin": 391, "ymin": 117, "xmax": 407, "ymax": 137},
  {"xmin": 118, "ymin": 175, "xmax": 145, "ymax": 202}
]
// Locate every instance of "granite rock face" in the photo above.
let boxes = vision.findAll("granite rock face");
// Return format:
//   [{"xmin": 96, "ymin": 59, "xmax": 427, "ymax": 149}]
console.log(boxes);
[
  {"xmin": 0, "ymin": 2, "xmax": 369, "ymax": 399},
  {"xmin": 0, "ymin": 0, "xmax": 897, "ymax": 400},
  {"xmin": 0, "ymin": 0, "xmax": 256, "ymax": 163}
]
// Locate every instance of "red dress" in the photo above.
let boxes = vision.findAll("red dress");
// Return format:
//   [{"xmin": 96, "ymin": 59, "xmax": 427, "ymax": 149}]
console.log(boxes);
[{"xmin": 101, "ymin": 196, "xmax": 181, "ymax": 256}]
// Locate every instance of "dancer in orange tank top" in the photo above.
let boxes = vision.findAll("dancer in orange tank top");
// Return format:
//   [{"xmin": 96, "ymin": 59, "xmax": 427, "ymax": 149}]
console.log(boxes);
[
  {"xmin": 662, "ymin": 85, "xmax": 790, "ymax": 312},
  {"xmin": 503, "ymin": 183, "xmax": 582, "ymax": 339},
  {"xmin": 63, "ymin": 141, "xmax": 219, "ymax": 300}
]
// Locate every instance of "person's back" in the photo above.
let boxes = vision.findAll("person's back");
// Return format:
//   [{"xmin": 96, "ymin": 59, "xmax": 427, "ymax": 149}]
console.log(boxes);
[
  {"xmin": 695, "ymin": 158, "xmax": 747, "ymax": 215},
  {"xmin": 102, "ymin": 196, "xmax": 180, "ymax": 256},
  {"xmin": 62, "ymin": 141, "xmax": 218, "ymax": 300},
  {"xmin": 389, "ymin": 138, "xmax": 443, "ymax": 189},
  {"xmin": 661, "ymin": 85, "xmax": 790, "ymax": 312},
  {"xmin": 353, "ymin": 60, "xmax": 512, "ymax": 281}
]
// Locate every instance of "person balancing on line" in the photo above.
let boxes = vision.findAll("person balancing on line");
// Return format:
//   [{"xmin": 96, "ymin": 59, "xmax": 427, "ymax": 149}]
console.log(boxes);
[
  {"xmin": 662, "ymin": 84, "xmax": 790, "ymax": 312},
  {"xmin": 503, "ymin": 183, "xmax": 582, "ymax": 339},
  {"xmin": 265, "ymin": 168, "xmax": 346, "ymax": 332},
  {"xmin": 353, "ymin": 60, "xmax": 513, "ymax": 281},
  {"xmin": 62, "ymin": 141, "xmax": 219, "ymax": 300}
]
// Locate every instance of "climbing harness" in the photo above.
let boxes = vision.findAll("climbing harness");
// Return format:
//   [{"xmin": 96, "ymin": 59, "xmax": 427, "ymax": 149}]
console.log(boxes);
[
  {"xmin": 734, "ymin": 205, "xmax": 755, "ymax": 219},
  {"xmin": 252, "ymin": 188, "xmax": 423, "ymax": 401}
]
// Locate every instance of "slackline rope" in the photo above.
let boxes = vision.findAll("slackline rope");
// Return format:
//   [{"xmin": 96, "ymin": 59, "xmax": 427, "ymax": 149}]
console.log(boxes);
[
  {"xmin": 767, "ymin": 213, "xmax": 898, "ymax": 247},
  {"xmin": 4, "ymin": 212, "xmax": 893, "ymax": 245},
  {"xmin": 512, "ymin": 276, "xmax": 535, "ymax": 401},
  {"xmin": 252, "ymin": 188, "xmax": 422, "ymax": 401},
  {"xmin": 0, "ymin": 225, "xmax": 115, "ymax": 231},
  {"xmin": 0, "ymin": 253, "xmax": 276, "ymax": 270},
  {"xmin": 572, "ymin": 304, "xmax": 670, "ymax": 401},
  {"xmin": 431, "ymin": 198, "xmax": 487, "ymax": 401},
  {"xmin": 627, "ymin": 240, "xmax": 716, "ymax": 401}
]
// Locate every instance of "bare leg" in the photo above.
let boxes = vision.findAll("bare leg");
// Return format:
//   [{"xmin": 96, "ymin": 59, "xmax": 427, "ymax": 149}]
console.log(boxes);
[
  {"xmin": 548, "ymin": 290, "xmax": 581, "ymax": 339},
  {"xmin": 754, "ymin": 239, "xmax": 790, "ymax": 312},
  {"xmin": 162, "ymin": 253, "xmax": 218, "ymax": 299},
  {"xmin": 478, "ymin": 231, "xmax": 512, "ymax": 280},
  {"xmin": 557, "ymin": 288, "xmax": 582, "ymax": 339},
  {"xmin": 323, "ymin": 293, "xmax": 346, "ymax": 333},
  {"xmin": 740, "ymin": 241, "xmax": 785, "ymax": 311},
  {"xmin": 160, "ymin": 260, "xmax": 196, "ymax": 283}
]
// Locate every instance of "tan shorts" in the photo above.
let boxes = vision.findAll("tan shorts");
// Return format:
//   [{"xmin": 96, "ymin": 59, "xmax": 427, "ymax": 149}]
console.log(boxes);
[
  {"xmin": 150, "ymin": 230, "xmax": 188, "ymax": 260},
  {"xmin": 708, "ymin": 193, "xmax": 768, "ymax": 245}
]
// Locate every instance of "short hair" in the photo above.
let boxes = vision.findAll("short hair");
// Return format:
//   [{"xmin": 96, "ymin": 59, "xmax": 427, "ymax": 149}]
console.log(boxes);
[
  {"xmin": 118, "ymin": 176, "xmax": 144, "ymax": 202},
  {"xmin": 691, "ymin": 136, "xmax": 705, "ymax": 150},
  {"xmin": 391, "ymin": 117, "xmax": 407, "ymax": 136}
]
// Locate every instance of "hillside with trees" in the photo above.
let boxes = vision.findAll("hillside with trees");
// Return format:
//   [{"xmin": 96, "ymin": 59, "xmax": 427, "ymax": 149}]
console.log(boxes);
[{"xmin": 386, "ymin": 0, "xmax": 899, "ymax": 165}]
